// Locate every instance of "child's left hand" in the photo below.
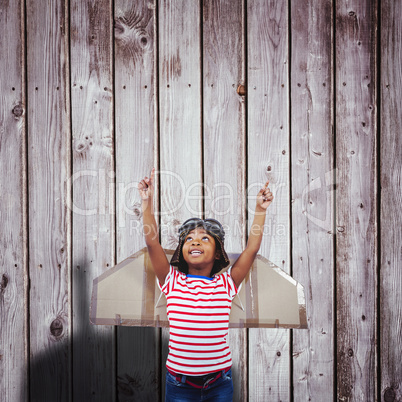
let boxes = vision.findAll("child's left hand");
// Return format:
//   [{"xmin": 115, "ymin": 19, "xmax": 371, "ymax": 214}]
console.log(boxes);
[{"xmin": 256, "ymin": 181, "xmax": 274, "ymax": 210}]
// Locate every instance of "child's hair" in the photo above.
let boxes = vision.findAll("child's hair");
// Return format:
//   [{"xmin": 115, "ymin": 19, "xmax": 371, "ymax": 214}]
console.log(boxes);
[{"xmin": 170, "ymin": 218, "xmax": 230, "ymax": 276}]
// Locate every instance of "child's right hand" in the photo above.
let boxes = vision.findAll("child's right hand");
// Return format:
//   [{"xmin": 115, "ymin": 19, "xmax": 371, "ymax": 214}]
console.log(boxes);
[{"xmin": 138, "ymin": 167, "xmax": 155, "ymax": 201}]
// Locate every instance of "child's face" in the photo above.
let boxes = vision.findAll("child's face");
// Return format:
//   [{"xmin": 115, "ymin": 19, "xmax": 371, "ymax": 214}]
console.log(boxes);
[{"xmin": 182, "ymin": 227, "xmax": 218, "ymax": 269}]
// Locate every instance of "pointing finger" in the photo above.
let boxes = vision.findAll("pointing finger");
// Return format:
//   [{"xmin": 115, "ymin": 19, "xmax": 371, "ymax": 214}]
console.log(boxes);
[{"xmin": 150, "ymin": 167, "xmax": 155, "ymax": 185}]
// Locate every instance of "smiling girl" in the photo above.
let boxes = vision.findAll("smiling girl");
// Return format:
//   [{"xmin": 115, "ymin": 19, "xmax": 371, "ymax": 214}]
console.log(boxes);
[{"xmin": 138, "ymin": 168, "xmax": 273, "ymax": 402}]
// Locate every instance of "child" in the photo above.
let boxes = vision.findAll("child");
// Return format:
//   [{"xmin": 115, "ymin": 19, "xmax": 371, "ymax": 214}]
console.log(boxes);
[{"xmin": 138, "ymin": 168, "xmax": 273, "ymax": 402}]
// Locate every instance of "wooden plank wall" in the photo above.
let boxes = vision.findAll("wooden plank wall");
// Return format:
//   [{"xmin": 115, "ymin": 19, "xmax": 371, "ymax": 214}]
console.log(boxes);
[
  {"xmin": 291, "ymin": 1, "xmax": 334, "ymax": 400},
  {"xmin": 0, "ymin": 1, "xmax": 27, "ymax": 401},
  {"xmin": 380, "ymin": 1, "xmax": 402, "ymax": 402},
  {"xmin": 335, "ymin": 1, "xmax": 378, "ymax": 400},
  {"xmin": 1, "ymin": 1, "xmax": 401, "ymax": 401},
  {"xmin": 26, "ymin": 1, "xmax": 71, "ymax": 401},
  {"xmin": 114, "ymin": 1, "xmax": 159, "ymax": 401},
  {"xmin": 70, "ymin": 0, "xmax": 115, "ymax": 400},
  {"xmin": 248, "ymin": 1, "xmax": 291, "ymax": 400}
]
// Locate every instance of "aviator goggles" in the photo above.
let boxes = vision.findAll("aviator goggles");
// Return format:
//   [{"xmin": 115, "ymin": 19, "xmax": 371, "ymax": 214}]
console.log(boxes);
[{"xmin": 178, "ymin": 218, "xmax": 226, "ymax": 242}]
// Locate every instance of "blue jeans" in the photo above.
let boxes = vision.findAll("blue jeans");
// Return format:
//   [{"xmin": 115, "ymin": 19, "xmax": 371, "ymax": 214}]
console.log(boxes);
[{"xmin": 165, "ymin": 368, "xmax": 233, "ymax": 401}]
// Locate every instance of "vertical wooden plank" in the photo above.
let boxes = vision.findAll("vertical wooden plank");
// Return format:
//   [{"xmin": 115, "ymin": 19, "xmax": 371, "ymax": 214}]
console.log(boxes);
[
  {"xmin": 114, "ymin": 1, "xmax": 160, "ymax": 400},
  {"xmin": 159, "ymin": 0, "xmax": 202, "ymax": 397},
  {"xmin": 380, "ymin": 1, "xmax": 402, "ymax": 401},
  {"xmin": 70, "ymin": 0, "xmax": 115, "ymax": 400},
  {"xmin": 159, "ymin": 0, "xmax": 203, "ymax": 229},
  {"xmin": 290, "ymin": 0, "xmax": 334, "ymax": 401},
  {"xmin": 335, "ymin": 1, "xmax": 378, "ymax": 401},
  {"xmin": 0, "ymin": 1, "xmax": 27, "ymax": 401},
  {"xmin": 26, "ymin": 0, "xmax": 71, "ymax": 400},
  {"xmin": 203, "ymin": 0, "xmax": 247, "ymax": 400},
  {"xmin": 247, "ymin": 0, "xmax": 291, "ymax": 400}
]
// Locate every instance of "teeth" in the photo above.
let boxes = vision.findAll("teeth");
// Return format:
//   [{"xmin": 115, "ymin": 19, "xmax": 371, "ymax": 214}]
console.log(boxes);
[{"xmin": 191, "ymin": 250, "xmax": 202, "ymax": 255}]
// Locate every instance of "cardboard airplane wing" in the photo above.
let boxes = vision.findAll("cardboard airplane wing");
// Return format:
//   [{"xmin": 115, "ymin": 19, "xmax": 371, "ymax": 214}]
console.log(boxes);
[{"xmin": 90, "ymin": 248, "xmax": 307, "ymax": 329}]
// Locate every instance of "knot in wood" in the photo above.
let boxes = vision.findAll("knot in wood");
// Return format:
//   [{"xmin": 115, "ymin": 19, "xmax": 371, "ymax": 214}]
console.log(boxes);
[
  {"xmin": 384, "ymin": 387, "xmax": 396, "ymax": 402},
  {"xmin": 347, "ymin": 348, "xmax": 353, "ymax": 357},
  {"xmin": 50, "ymin": 318, "xmax": 64, "ymax": 338},
  {"xmin": 117, "ymin": 373, "xmax": 138, "ymax": 396},
  {"xmin": 74, "ymin": 139, "xmax": 88, "ymax": 153},
  {"xmin": 1, "ymin": 274, "xmax": 9, "ymax": 292},
  {"xmin": 12, "ymin": 104, "xmax": 24, "ymax": 118}
]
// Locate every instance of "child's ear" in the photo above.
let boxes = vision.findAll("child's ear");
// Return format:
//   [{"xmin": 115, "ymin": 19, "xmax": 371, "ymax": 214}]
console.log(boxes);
[{"xmin": 215, "ymin": 249, "xmax": 222, "ymax": 260}]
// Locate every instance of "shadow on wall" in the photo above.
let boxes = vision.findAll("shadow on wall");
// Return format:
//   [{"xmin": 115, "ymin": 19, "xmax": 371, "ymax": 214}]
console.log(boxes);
[{"xmin": 22, "ymin": 262, "xmax": 159, "ymax": 402}]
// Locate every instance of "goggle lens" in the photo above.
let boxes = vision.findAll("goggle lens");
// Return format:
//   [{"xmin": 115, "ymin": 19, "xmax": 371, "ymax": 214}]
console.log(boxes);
[{"xmin": 178, "ymin": 218, "xmax": 225, "ymax": 241}]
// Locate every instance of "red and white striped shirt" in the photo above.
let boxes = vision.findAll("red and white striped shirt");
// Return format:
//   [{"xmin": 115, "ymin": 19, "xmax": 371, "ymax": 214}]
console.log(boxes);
[{"xmin": 159, "ymin": 265, "xmax": 238, "ymax": 376}]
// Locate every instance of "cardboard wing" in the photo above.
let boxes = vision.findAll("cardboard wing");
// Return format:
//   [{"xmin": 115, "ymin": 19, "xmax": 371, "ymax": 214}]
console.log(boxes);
[{"xmin": 90, "ymin": 248, "xmax": 307, "ymax": 329}]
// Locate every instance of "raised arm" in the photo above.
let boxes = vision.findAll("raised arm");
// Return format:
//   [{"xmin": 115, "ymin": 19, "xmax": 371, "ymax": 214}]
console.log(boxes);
[
  {"xmin": 138, "ymin": 168, "xmax": 170, "ymax": 284},
  {"xmin": 231, "ymin": 181, "xmax": 273, "ymax": 288}
]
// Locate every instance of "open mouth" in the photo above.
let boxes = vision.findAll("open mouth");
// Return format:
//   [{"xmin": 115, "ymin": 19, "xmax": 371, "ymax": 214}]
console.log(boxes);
[{"xmin": 190, "ymin": 250, "xmax": 203, "ymax": 255}]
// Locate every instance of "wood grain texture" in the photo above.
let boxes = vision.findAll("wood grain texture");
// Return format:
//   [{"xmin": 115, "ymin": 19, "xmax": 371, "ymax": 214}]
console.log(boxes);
[
  {"xmin": 380, "ymin": 1, "xmax": 402, "ymax": 401},
  {"xmin": 335, "ymin": 1, "xmax": 378, "ymax": 401},
  {"xmin": 26, "ymin": 0, "xmax": 71, "ymax": 400},
  {"xmin": 70, "ymin": 0, "xmax": 115, "ymax": 400},
  {"xmin": 247, "ymin": 0, "xmax": 291, "ymax": 400},
  {"xmin": 203, "ymin": 0, "xmax": 247, "ymax": 400},
  {"xmin": 0, "ymin": 1, "xmax": 27, "ymax": 401},
  {"xmin": 159, "ymin": 0, "xmax": 203, "ymax": 230},
  {"xmin": 2, "ymin": 2, "xmax": 402, "ymax": 401},
  {"xmin": 203, "ymin": 0, "xmax": 245, "ymax": 252},
  {"xmin": 290, "ymin": 0, "xmax": 334, "ymax": 400},
  {"xmin": 114, "ymin": 0, "xmax": 160, "ymax": 400},
  {"xmin": 158, "ymin": 0, "xmax": 202, "ymax": 397}
]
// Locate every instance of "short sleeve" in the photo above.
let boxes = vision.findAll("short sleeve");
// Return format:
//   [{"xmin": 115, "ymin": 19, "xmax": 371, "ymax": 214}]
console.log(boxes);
[
  {"xmin": 219, "ymin": 266, "xmax": 238, "ymax": 299},
  {"xmin": 158, "ymin": 265, "xmax": 176, "ymax": 295}
]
